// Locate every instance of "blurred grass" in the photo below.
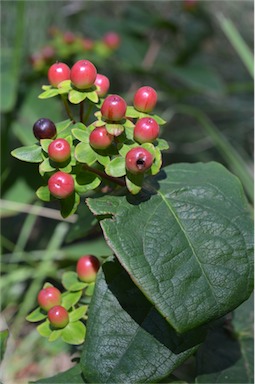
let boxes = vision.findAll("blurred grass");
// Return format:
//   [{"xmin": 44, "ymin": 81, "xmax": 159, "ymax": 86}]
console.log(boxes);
[{"xmin": 0, "ymin": 1, "xmax": 253, "ymax": 382}]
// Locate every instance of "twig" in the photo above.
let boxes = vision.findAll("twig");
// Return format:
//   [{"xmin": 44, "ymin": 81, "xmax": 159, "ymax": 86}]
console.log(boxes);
[{"xmin": 82, "ymin": 164, "xmax": 126, "ymax": 187}]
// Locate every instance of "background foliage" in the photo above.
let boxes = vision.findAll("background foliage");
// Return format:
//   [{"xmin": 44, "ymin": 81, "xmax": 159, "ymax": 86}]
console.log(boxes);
[{"xmin": 0, "ymin": 1, "xmax": 253, "ymax": 383}]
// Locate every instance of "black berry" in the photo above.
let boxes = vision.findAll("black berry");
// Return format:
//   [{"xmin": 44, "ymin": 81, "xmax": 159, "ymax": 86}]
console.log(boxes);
[{"xmin": 33, "ymin": 118, "xmax": 57, "ymax": 140}]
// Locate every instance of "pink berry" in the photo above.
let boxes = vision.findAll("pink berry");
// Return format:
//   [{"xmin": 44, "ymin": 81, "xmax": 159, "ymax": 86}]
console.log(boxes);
[
  {"xmin": 101, "ymin": 94, "xmax": 127, "ymax": 121},
  {"xmin": 76, "ymin": 255, "xmax": 100, "ymax": 283},
  {"xmin": 133, "ymin": 86, "xmax": 157, "ymax": 113},
  {"xmin": 48, "ymin": 138, "xmax": 71, "ymax": 163},
  {"xmin": 48, "ymin": 171, "xmax": 74, "ymax": 199},
  {"xmin": 70, "ymin": 60, "xmax": 97, "ymax": 90},
  {"xmin": 48, "ymin": 305, "xmax": 69, "ymax": 329},
  {"xmin": 94, "ymin": 74, "xmax": 110, "ymax": 97},
  {"xmin": 37, "ymin": 286, "xmax": 61, "ymax": 312},
  {"xmin": 89, "ymin": 127, "xmax": 113, "ymax": 150},
  {"xmin": 125, "ymin": 147, "xmax": 154, "ymax": 174},
  {"xmin": 48, "ymin": 62, "xmax": 70, "ymax": 87},
  {"xmin": 134, "ymin": 117, "xmax": 159, "ymax": 144},
  {"xmin": 103, "ymin": 32, "xmax": 120, "ymax": 49},
  {"xmin": 82, "ymin": 38, "xmax": 94, "ymax": 51}
]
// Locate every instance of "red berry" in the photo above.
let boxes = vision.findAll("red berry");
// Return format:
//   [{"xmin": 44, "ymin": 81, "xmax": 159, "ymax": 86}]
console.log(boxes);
[
  {"xmin": 101, "ymin": 94, "xmax": 127, "ymax": 121},
  {"xmin": 103, "ymin": 32, "xmax": 121, "ymax": 49},
  {"xmin": 133, "ymin": 86, "xmax": 157, "ymax": 113},
  {"xmin": 48, "ymin": 62, "xmax": 70, "ymax": 87},
  {"xmin": 41, "ymin": 46, "xmax": 55, "ymax": 61},
  {"xmin": 63, "ymin": 31, "xmax": 75, "ymax": 44},
  {"xmin": 48, "ymin": 171, "xmax": 74, "ymax": 199},
  {"xmin": 48, "ymin": 305, "xmax": 69, "ymax": 329},
  {"xmin": 125, "ymin": 147, "xmax": 154, "ymax": 174},
  {"xmin": 33, "ymin": 118, "xmax": 57, "ymax": 140},
  {"xmin": 134, "ymin": 117, "xmax": 159, "ymax": 144},
  {"xmin": 89, "ymin": 127, "xmax": 113, "ymax": 150},
  {"xmin": 70, "ymin": 60, "xmax": 97, "ymax": 90},
  {"xmin": 48, "ymin": 138, "xmax": 71, "ymax": 162},
  {"xmin": 94, "ymin": 74, "xmax": 110, "ymax": 97},
  {"xmin": 37, "ymin": 286, "xmax": 61, "ymax": 312},
  {"xmin": 76, "ymin": 255, "xmax": 100, "ymax": 283}
]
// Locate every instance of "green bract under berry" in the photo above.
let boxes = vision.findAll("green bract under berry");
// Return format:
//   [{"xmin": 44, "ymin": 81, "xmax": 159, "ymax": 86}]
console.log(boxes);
[
  {"xmin": 76, "ymin": 255, "xmax": 101, "ymax": 283},
  {"xmin": 89, "ymin": 126, "xmax": 114, "ymax": 150},
  {"xmin": 134, "ymin": 117, "xmax": 159, "ymax": 144},
  {"xmin": 125, "ymin": 147, "xmax": 154, "ymax": 174},
  {"xmin": 48, "ymin": 62, "xmax": 70, "ymax": 87},
  {"xmin": 133, "ymin": 86, "xmax": 157, "ymax": 113},
  {"xmin": 37, "ymin": 286, "xmax": 62, "ymax": 312},
  {"xmin": 48, "ymin": 171, "xmax": 74, "ymax": 199},
  {"xmin": 101, "ymin": 94, "xmax": 127, "ymax": 122},
  {"xmin": 33, "ymin": 118, "xmax": 57, "ymax": 140},
  {"xmin": 70, "ymin": 59, "xmax": 97, "ymax": 90},
  {"xmin": 48, "ymin": 138, "xmax": 71, "ymax": 162},
  {"xmin": 48, "ymin": 305, "xmax": 69, "ymax": 329}
]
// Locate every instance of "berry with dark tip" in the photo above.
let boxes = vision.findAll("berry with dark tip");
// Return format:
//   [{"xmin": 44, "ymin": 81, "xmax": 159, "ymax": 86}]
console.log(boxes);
[
  {"xmin": 76, "ymin": 255, "xmax": 101, "ymax": 283},
  {"xmin": 125, "ymin": 147, "xmax": 154, "ymax": 174}
]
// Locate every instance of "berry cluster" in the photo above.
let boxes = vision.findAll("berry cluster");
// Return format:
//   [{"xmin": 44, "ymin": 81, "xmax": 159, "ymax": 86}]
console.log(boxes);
[
  {"xmin": 30, "ymin": 28, "xmax": 121, "ymax": 72},
  {"xmin": 27, "ymin": 255, "xmax": 101, "ymax": 344},
  {"xmin": 12, "ymin": 58, "xmax": 168, "ymax": 217}
]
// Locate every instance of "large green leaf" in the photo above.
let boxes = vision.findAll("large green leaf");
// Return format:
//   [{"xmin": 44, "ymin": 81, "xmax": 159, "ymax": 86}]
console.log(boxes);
[
  {"xmin": 87, "ymin": 162, "xmax": 253, "ymax": 333},
  {"xmin": 81, "ymin": 260, "xmax": 200, "ymax": 383},
  {"xmin": 195, "ymin": 294, "xmax": 254, "ymax": 383}
]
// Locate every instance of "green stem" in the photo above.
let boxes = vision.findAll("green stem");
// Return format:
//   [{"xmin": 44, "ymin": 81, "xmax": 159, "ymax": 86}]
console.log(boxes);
[
  {"xmin": 61, "ymin": 95, "xmax": 76, "ymax": 123},
  {"xmin": 83, "ymin": 101, "xmax": 93, "ymax": 125},
  {"xmin": 83, "ymin": 164, "xmax": 126, "ymax": 187},
  {"xmin": 80, "ymin": 100, "xmax": 84, "ymax": 122},
  {"xmin": 172, "ymin": 104, "xmax": 254, "ymax": 203}
]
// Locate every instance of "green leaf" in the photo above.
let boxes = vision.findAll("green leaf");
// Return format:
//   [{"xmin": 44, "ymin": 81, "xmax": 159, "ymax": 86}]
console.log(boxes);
[
  {"xmin": 126, "ymin": 105, "xmax": 141, "ymax": 118},
  {"xmin": 105, "ymin": 123, "xmax": 124, "ymax": 136},
  {"xmin": 60, "ymin": 192, "xmax": 80, "ymax": 218},
  {"xmin": 118, "ymin": 142, "xmax": 138, "ymax": 157},
  {"xmin": 87, "ymin": 162, "xmax": 253, "ymax": 333},
  {"xmin": 0, "ymin": 329, "xmax": 9, "ymax": 361},
  {"xmin": 37, "ymin": 320, "xmax": 52, "ymax": 338},
  {"xmin": 72, "ymin": 128, "xmax": 90, "ymax": 143},
  {"xmin": 31, "ymin": 364, "xmax": 87, "ymax": 383},
  {"xmin": 69, "ymin": 305, "xmax": 88, "ymax": 322},
  {"xmin": 61, "ymin": 321, "xmax": 86, "ymax": 345},
  {"xmin": 48, "ymin": 329, "xmax": 63, "ymax": 342},
  {"xmin": 26, "ymin": 306, "xmax": 47, "ymax": 322},
  {"xmin": 75, "ymin": 171, "xmax": 101, "ymax": 194},
  {"xmin": 38, "ymin": 88, "xmax": 59, "ymax": 99},
  {"xmin": 95, "ymin": 152, "xmax": 110, "ymax": 167},
  {"xmin": 80, "ymin": 260, "xmax": 200, "ymax": 383},
  {"xmin": 61, "ymin": 290, "xmax": 82, "ymax": 310},
  {"xmin": 156, "ymin": 138, "xmax": 170, "ymax": 151},
  {"xmin": 150, "ymin": 113, "xmax": 167, "ymax": 125},
  {"xmin": 105, "ymin": 157, "xmax": 126, "ymax": 177},
  {"xmin": 36, "ymin": 185, "xmax": 52, "ymax": 202},
  {"xmin": 39, "ymin": 158, "xmax": 56, "ymax": 175},
  {"xmin": 86, "ymin": 89, "xmax": 99, "ymax": 103},
  {"xmin": 62, "ymin": 271, "xmax": 88, "ymax": 291},
  {"xmin": 85, "ymin": 282, "xmax": 95, "ymax": 297},
  {"xmin": 57, "ymin": 79, "xmax": 72, "ymax": 94},
  {"xmin": 68, "ymin": 89, "xmax": 87, "ymax": 104},
  {"xmin": 196, "ymin": 294, "xmax": 254, "ymax": 383},
  {"xmin": 125, "ymin": 171, "xmax": 144, "ymax": 194},
  {"xmin": 75, "ymin": 142, "xmax": 97, "ymax": 165},
  {"xmin": 40, "ymin": 139, "xmax": 53, "ymax": 153},
  {"xmin": 56, "ymin": 119, "xmax": 73, "ymax": 134},
  {"xmin": 11, "ymin": 144, "xmax": 43, "ymax": 163}
]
